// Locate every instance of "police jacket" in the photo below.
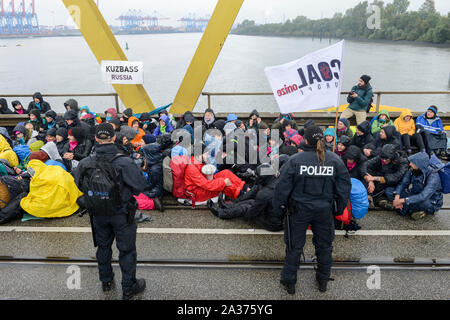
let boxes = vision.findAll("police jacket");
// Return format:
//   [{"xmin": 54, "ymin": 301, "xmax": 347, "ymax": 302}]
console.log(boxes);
[
  {"xmin": 74, "ymin": 143, "xmax": 148, "ymax": 212},
  {"xmin": 273, "ymin": 144, "xmax": 351, "ymax": 215}
]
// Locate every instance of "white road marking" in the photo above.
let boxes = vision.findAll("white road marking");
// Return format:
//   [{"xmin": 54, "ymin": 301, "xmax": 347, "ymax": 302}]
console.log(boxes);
[{"xmin": 0, "ymin": 227, "xmax": 449, "ymax": 236}]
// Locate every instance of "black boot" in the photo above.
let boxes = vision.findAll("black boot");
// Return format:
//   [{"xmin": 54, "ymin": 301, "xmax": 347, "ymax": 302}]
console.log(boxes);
[
  {"xmin": 316, "ymin": 274, "xmax": 333, "ymax": 293},
  {"xmin": 102, "ymin": 273, "xmax": 114, "ymax": 292},
  {"xmin": 122, "ymin": 278, "xmax": 146, "ymax": 300},
  {"xmin": 153, "ymin": 197, "xmax": 164, "ymax": 212},
  {"xmin": 280, "ymin": 280, "xmax": 295, "ymax": 295},
  {"xmin": 207, "ymin": 199, "xmax": 220, "ymax": 217}
]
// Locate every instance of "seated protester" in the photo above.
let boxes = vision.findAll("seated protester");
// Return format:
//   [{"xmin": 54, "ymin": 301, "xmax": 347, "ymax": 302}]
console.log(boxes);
[
  {"xmin": 415, "ymin": 106, "xmax": 448, "ymax": 159},
  {"xmin": 224, "ymin": 114, "xmax": 238, "ymax": 135},
  {"xmin": 79, "ymin": 106, "xmax": 102, "ymax": 125},
  {"xmin": 184, "ymin": 146, "xmax": 245, "ymax": 205},
  {"xmin": 62, "ymin": 127, "xmax": 93, "ymax": 171},
  {"xmin": 26, "ymin": 124, "xmax": 42, "ymax": 147},
  {"xmin": 202, "ymin": 108, "xmax": 216, "ymax": 133},
  {"xmin": 45, "ymin": 128, "xmax": 57, "ymax": 143},
  {"xmin": 63, "ymin": 110, "xmax": 92, "ymax": 140},
  {"xmin": 342, "ymin": 145, "xmax": 368, "ymax": 184},
  {"xmin": 44, "ymin": 110, "xmax": 58, "ymax": 131},
  {"xmin": 120, "ymin": 108, "xmax": 133, "ymax": 126},
  {"xmin": 12, "ymin": 124, "xmax": 29, "ymax": 147},
  {"xmin": 80, "ymin": 113, "xmax": 97, "ymax": 142},
  {"xmin": 28, "ymin": 109, "xmax": 45, "ymax": 133},
  {"xmin": 141, "ymin": 143, "xmax": 164, "ymax": 200},
  {"xmin": 0, "ymin": 134, "xmax": 19, "ymax": 168},
  {"xmin": 107, "ymin": 118, "xmax": 121, "ymax": 132},
  {"xmin": 27, "ymin": 92, "xmax": 51, "ymax": 114},
  {"xmin": 272, "ymin": 113, "xmax": 298, "ymax": 132},
  {"xmin": 104, "ymin": 108, "xmax": 118, "ymax": 121},
  {"xmin": 176, "ymin": 111, "xmax": 196, "ymax": 129},
  {"xmin": 279, "ymin": 143, "xmax": 298, "ymax": 156},
  {"xmin": 336, "ymin": 118, "xmax": 354, "ymax": 140},
  {"xmin": 41, "ymin": 142, "xmax": 65, "ymax": 170},
  {"xmin": 156, "ymin": 133, "xmax": 174, "ymax": 159},
  {"xmin": 324, "ymin": 128, "xmax": 337, "ymax": 152},
  {"xmin": 235, "ymin": 120, "xmax": 246, "ymax": 132},
  {"xmin": 386, "ymin": 152, "xmax": 443, "ymax": 220},
  {"xmin": 0, "ymin": 98, "xmax": 13, "ymax": 114},
  {"xmin": 140, "ymin": 113, "xmax": 156, "ymax": 134},
  {"xmin": 394, "ymin": 109, "xmax": 425, "ymax": 155},
  {"xmin": 12, "ymin": 144, "xmax": 31, "ymax": 175},
  {"xmin": 55, "ymin": 127, "xmax": 68, "ymax": 157},
  {"xmin": 371, "ymin": 110, "xmax": 393, "ymax": 135},
  {"xmin": 363, "ymin": 125, "xmax": 400, "ymax": 159},
  {"xmin": 360, "ymin": 144, "xmax": 408, "ymax": 208},
  {"xmin": 128, "ymin": 116, "xmax": 146, "ymax": 149},
  {"xmin": 246, "ymin": 109, "xmax": 261, "ymax": 132},
  {"xmin": 350, "ymin": 120, "xmax": 373, "ymax": 150},
  {"xmin": 153, "ymin": 115, "xmax": 174, "ymax": 137},
  {"xmin": 335, "ymin": 135, "xmax": 351, "ymax": 158},
  {"xmin": 297, "ymin": 119, "xmax": 315, "ymax": 137},
  {"xmin": 207, "ymin": 163, "xmax": 283, "ymax": 231},
  {"xmin": 283, "ymin": 129, "xmax": 303, "ymax": 148},
  {"xmin": 64, "ymin": 99, "xmax": 79, "ymax": 113},
  {"xmin": 11, "ymin": 100, "xmax": 27, "ymax": 115},
  {"xmin": 115, "ymin": 132, "xmax": 134, "ymax": 158}
]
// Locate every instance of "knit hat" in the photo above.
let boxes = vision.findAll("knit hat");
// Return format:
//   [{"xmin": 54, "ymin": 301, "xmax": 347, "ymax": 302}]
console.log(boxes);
[
  {"xmin": 304, "ymin": 126, "xmax": 324, "ymax": 146},
  {"xmin": 56, "ymin": 127, "xmax": 68, "ymax": 140},
  {"xmin": 108, "ymin": 118, "xmax": 121, "ymax": 129},
  {"xmin": 339, "ymin": 118, "xmax": 349, "ymax": 129},
  {"xmin": 427, "ymin": 106, "xmax": 438, "ymax": 116},
  {"xmin": 29, "ymin": 151, "xmax": 49, "ymax": 162},
  {"xmin": 105, "ymin": 108, "xmax": 118, "ymax": 119},
  {"xmin": 360, "ymin": 75, "xmax": 371, "ymax": 85},
  {"xmin": 46, "ymin": 127, "xmax": 57, "ymax": 138},
  {"xmin": 95, "ymin": 123, "xmax": 115, "ymax": 140},
  {"xmin": 122, "ymin": 108, "xmax": 133, "ymax": 118},
  {"xmin": 120, "ymin": 125, "xmax": 137, "ymax": 141},
  {"xmin": 64, "ymin": 110, "xmax": 78, "ymax": 121},
  {"xmin": 226, "ymin": 114, "xmax": 238, "ymax": 123},
  {"xmin": 68, "ymin": 127, "xmax": 86, "ymax": 142},
  {"xmin": 45, "ymin": 110, "xmax": 57, "ymax": 120},
  {"xmin": 143, "ymin": 134, "xmax": 156, "ymax": 145}
]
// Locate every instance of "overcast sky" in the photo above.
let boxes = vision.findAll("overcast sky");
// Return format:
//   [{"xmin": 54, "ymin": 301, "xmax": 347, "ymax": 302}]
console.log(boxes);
[{"xmin": 26, "ymin": 0, "xmax": 450, "ymax": 27}]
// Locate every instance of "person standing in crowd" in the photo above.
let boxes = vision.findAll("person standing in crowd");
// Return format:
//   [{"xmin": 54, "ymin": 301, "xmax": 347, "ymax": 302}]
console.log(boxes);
[
  {"xmin": 273, "ymin": 126, "xmax": 351, "ymax": 294},
  {"xmin": 415, "ymin": 106, "xmax": 448, "ymax": 159},
  {"xmin": 341, "ymin": 75, "xmax": 373, "ymax": 125},
  {"xmin": 74, "ymin": 123, "xmax": 148, "ymax": 300},
  {"xmin": 394, "ymin": 109, "xmax": 425, "ymax": 155},
  {"xmin": 27, "ymin": 92, "xmax": 52, "ymax": 114}
]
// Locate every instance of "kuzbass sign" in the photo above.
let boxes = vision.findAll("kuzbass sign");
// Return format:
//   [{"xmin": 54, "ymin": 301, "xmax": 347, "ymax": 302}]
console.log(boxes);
[
  {"xmin": 265, "ymin": 40, "xmax": 345, "ymax": 114},
  {"xmin": 101, "ymin": 60, "xmax": 144, "ymax": 84}
]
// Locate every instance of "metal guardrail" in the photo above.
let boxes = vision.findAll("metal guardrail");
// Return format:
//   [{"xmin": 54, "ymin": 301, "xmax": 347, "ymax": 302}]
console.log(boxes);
[
  {"xmin": 0, "ymin": 93, "xmax": 120, "ymax": 113},
  {"xmin": 202, "ymin": 91, "xmax": 450, "ymax": 114}
]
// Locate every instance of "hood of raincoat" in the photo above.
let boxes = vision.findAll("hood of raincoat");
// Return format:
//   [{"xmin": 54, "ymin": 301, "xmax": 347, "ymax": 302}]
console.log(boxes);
[
  {"xmin": 13, "ymin": 145, "xmax": 31, "ymax": 162},
  {"xmin": 41, "ymin": 142, "xmax": 62, "ymax": 161},
  {"xmin": 0, "ymin": 135, "xmax": 18, "ymax": 167},
  {"xmin": 142, "ymin": 143, "xmax": 162, "ymax": 166},
  {"xmin": 357, "ymin": 120, "xmax": 371, "ymax": 135},
  {"xmin": 408, "ymin": 152, "xmax": 431, "ymax": 176},
  {"xmin": 20, "ymin": 159, "xmax": 83, "ymax": 218}
]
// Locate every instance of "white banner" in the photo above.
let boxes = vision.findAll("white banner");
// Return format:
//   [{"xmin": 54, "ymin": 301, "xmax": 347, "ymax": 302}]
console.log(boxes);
[
  {"xmin": 265, "ymin": 40, "xmax": 345, "ymax": 114},
  {"xmin": 101, "ymin": 60, "xmax": 144, "ymax": 84}
]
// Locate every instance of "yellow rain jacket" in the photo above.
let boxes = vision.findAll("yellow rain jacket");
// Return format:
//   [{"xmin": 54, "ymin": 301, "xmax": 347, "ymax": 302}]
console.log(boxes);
[
  {"xmin": 20, "ymin": 160, "xmax": 83, "ymax": 218},
  {"xmin": 394, "ymin": 109, "xmax": 415, "ymax": 136},
  {"xmin": 0, "ymin": 135, "xmax": 19, "ymax": 167}
]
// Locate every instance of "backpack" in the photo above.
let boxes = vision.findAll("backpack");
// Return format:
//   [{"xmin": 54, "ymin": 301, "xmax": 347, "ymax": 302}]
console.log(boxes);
[
  {"xmin": 349, "ymin": 178, "xmax": 369, "ymax": 219},
  {"xmin": 429, "ymin": 154, "xmax": 450, "ymax": 194},
  {"xmin": 334, "ymin": 201, "xmax": 361, "ymax": 238},
  {"xmin": 79, "ymin": 154, "xmax": 125, "ymax": 215}
]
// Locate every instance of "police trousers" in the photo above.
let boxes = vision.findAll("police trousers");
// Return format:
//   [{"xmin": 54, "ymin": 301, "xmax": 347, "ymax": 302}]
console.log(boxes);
[
  {"xmin": 281, "ymin": 205, "xmax": 335, "ymax": 284},
  {"xmin": 92, "ymin": 214, "xmax": 137, "ymax": 293}
]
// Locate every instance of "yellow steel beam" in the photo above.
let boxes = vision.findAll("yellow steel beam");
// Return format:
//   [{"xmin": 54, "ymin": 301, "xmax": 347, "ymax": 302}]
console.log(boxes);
[
  {"xmin": 61, "ymin": 0, "xmax": 154, "ymax": 113},
  {"xmin": 170, "ymin": 0, "xmax": 244, "ymax": 114}
]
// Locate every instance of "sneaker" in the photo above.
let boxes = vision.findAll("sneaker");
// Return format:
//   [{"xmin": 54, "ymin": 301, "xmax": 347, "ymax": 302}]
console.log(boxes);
[
  {"xmin": 411, "ymin": 211, "xmax": 426, "ymax": 221},
  {"xmin": 378, "ymin": 199, "xmax": 395, "ymax": 211},
  {"xmin": 153, "ymin": 197, "xmax": 164, "ymax": 212},
  {"xmin": 102, "ymin": 273, "xmax": 114, "ymax": 292},
  {"xmin": 280, "ymin": 280, "xmax": 295, "ymax": 295},
  {"xmin": 177, "ymin": 198, "xmax": 192, "ymax": 206},
  {"xmin": 368, "ymin": 196, "xmax": 375, "ymax": 210},
  {"xmin": 122, "ymin": 278, "xmax": 146, "ymax": 300},
  {"xmin": 207, "ymin": 199, "xmax": 220, "ymax": 217}
]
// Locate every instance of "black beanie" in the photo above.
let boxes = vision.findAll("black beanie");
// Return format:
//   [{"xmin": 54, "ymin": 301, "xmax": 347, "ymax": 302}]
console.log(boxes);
[
  {"xmin": 45, "ymin": 110, "xmax": 57, "ymax": 120},
  {"xmin": 56, "ymin": 127, "xmax": 68, "ymax": 140},
  {"xmin": 360, "ymin": 75, "xmax": 371, "ymax": 85},
  {"xmin": 46, "ymin": 127, "xmax": 57, "ymax": 138},
  {"xmin": 64, "ymin": 110, "xmax": 78, "ymax": 121},
  {"xmin": 304, "ymin": 126, "xmax": 324, "ymax": 146}
]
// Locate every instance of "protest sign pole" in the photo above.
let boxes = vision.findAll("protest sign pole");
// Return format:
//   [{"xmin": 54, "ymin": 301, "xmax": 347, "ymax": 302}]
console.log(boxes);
[{"xmin": 332, "ymin": 40, "xmax": 345, "ymax": 153}]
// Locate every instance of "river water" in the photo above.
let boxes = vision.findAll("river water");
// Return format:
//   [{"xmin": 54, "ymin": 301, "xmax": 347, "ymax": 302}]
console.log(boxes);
[{"xmin": 0, "ymin": 33, "xmax": 449, "ymax": 114}]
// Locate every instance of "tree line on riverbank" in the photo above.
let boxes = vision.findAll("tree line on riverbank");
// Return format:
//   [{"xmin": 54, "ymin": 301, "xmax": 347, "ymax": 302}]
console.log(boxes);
[{"xmin": 233, "ymin": 0, "xmax": 450, "ymax": 44}]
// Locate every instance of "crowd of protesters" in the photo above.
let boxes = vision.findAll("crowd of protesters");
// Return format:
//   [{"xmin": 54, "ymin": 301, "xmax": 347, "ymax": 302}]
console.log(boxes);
[{"xmin": 0, "ymin": 87, "xmax": 447, "ymax": 226}]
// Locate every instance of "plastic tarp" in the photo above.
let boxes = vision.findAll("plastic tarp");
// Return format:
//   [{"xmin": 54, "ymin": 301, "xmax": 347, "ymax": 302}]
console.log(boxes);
[{"xmin": 20, "ymin": 160, "xmax": 83, "ymax": 218}]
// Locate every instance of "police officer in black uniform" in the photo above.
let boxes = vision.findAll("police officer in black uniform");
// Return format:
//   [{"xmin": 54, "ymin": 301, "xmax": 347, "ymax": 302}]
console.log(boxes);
[
  {"xmin": 74, "ymin": 123, "xmax": 148, "ymax": 300},
  {"xmin": 273, "ymin": 125, "xmax": 351, "ymax": 294}
]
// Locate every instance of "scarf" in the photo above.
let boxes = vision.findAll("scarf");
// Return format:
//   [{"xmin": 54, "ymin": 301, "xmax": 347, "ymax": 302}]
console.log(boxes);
[
  {"xmin": 160, "ymin": 125, "xmax": 167, "ymax": 134},
  {"xmin": 35, "ymin": 102, "xmax": 41, "ymax": 110},
  {"xmin": 15, "ymin": 108, "xmax": 24, "ymax": 114},
  {"xmin": 346, "ymin": 161, "xmax": 356, "ymax": 171},
  {"xmin": 69, "ymin": 141, "xmax": 79, "ymax": 151}
]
